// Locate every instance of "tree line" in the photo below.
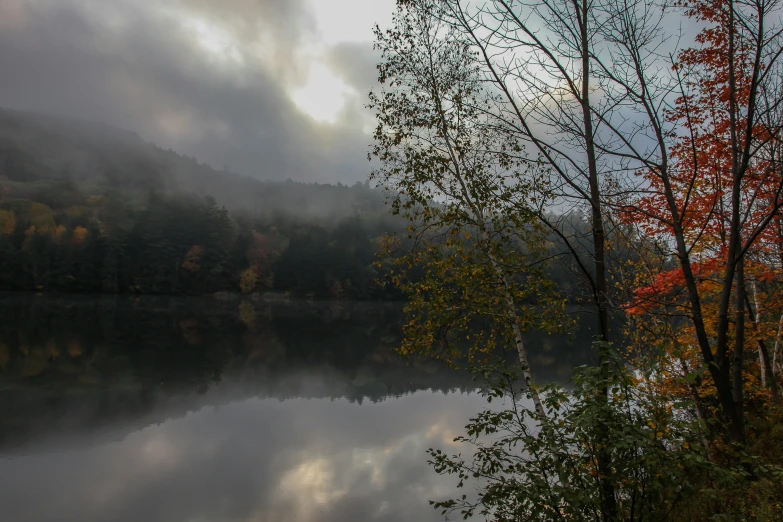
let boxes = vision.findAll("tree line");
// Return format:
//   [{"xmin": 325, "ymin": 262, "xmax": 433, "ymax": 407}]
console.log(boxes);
[{"xmin": 0, "ymin": 184, "xmax": 405, "ymax": 299}]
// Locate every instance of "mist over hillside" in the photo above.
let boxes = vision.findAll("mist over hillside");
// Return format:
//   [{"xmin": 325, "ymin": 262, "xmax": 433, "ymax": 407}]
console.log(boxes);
[
  {"xmin": 0, "ymin": 107, "xmax": 408, "ymax": 297},
  {"xmin": 0, "ymin": 107, "xmax": 589, "ymax": 300},
  {"xmin": 0, "ymin": 107, "xmax": 387, "ymax": 221}
]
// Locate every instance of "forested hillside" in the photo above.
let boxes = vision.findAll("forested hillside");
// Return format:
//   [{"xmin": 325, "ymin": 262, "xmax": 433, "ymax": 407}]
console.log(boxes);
[
  {"xmin": 0, "ymin": 108, "xmax": 404, "ymax": 297},
  {"xmin": 0, "ymin": 108, "xmax": 591, "ymax": 299}
]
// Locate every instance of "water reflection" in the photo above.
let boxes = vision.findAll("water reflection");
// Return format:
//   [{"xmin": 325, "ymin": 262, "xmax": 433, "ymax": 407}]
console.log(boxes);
[
  {"xmin": 2, "ymin": 389, "xmax": 495, "ymax": 522},
  {"xmin": 0, "ymin": 295, "xmax": 591, "ymax": 522}
]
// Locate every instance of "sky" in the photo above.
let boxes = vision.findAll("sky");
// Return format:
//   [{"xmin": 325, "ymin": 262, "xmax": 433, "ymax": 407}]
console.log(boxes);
[{"xmin": 0, "ymin": 0, "xmax": 396, "ymax": 183}]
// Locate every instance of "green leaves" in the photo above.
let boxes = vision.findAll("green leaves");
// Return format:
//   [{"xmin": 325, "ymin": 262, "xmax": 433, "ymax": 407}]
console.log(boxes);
[
  {"xmin": 370, "ymin": 1, "xmax": 570, "ymax": 369},
  {"xmin": 426, "ymin": 343, "xmax": 783, "ymax": 521},
  {"xmin": 428, "ymin": 346, "xmax": 720, "ymax": 521}
]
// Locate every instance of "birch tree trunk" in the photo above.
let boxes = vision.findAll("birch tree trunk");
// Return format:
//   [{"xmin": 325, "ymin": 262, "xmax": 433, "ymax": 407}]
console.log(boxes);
[
  {"xmin": 750, "ymin": 281, "xmax": 779, "ymax": 403},
  {"xmin": 485, "ymin": 239, "xmax": 546, "ymax": 416},
  {"xmin": 774, "ymin": 314, "xmax": 783, "ymax": 377}
]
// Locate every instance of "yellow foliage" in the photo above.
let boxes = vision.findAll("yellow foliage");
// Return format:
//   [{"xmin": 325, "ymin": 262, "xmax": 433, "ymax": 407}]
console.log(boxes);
[
  {"xmin": 53, "ymin": 224, "xmax": 67, "ymax": 243},
  {"xmin": 27, "ymin": 202, "xmax": 55, "ymax": 228},
  {"xmin": 72, "ymin": 226, "xmax": 89, "ymax": 245},
  {"xmin": 22, "ymin": 225, "xmax": 38, "ymax": 251},
  {"xmin": 239, "ymin": 267, "xmax": 258, "ymax": 293},
  {"xmin": 0, "ymin": 209, "xmax": 15, "ymax": 235}
]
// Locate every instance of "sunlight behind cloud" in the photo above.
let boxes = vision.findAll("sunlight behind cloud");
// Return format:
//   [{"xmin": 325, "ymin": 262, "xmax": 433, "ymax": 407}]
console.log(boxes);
[
  {"xmin": 291, "ymin": 63, "xmax": 356, "ymax": 124},
  {"xmin": 0, "ymin": 0, "xmax": 400, "ymax": 180},
  {"xmin": 287, "ymin": 0, "xmax": 396, "ymax": 125},
  {"xmin": 182, "ymin": 16, "xmax": 243, "ymax": 65}
]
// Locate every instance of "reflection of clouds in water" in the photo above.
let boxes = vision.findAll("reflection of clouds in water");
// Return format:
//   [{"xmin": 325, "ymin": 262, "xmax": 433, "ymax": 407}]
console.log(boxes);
[
  {"xmin": 0, "ymin": 390, "xmax": 488, "ymax": 522},
  {"xmin": 89, "ymin": 435, "xmax": 185, "ymax": 512},
  {"xmin": 274, "ymin": 429, "xmax": 446, "ymax": 520},
  {"xmin": 425, "ymin": 421, "xmax": 463, "ymax": 447},
  {"xmin": 277, "ymin": 458, "xmax": 348, "ymax": 518},
  {"xmin": 0, "ymin": 297, "xmax": 574, "ymax": 521}
]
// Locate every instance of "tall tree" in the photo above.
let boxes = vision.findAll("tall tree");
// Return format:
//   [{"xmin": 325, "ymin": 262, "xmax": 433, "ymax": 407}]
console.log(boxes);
[
  {"xmin": 612, "ymin": 0, "xmax": 783, "ymax": 442},
  {"xmin": 370, "ymin": 3, "xmax": 567, "ymax": 415},
  {"xmin": 373, "ymin": 1, "xmax": 625, "ymax": 514}
]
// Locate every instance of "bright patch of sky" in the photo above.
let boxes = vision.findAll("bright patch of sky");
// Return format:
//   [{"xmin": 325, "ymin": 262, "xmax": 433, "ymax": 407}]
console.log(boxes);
[
  {"xmin": 166, "ymin": 0, "xmax": 396, "ymax": 125},
  {"xmin": 289, "ymin": 0, "xmax": 394, "ymax": 124},
  {"xmin": 290, "ymin": 62, "xmax": 356, "ymax": 124},
  {"xmin": 307, "ymin": 0, "xmax": 395, "ymax": 44},
  {"xmin": 182, "ymin": 16, "xmax": 244, "ymax": 66}
]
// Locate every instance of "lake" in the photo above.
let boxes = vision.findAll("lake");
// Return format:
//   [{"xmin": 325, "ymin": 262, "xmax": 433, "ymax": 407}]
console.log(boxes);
[{"xmin": 0, "ymin": 295, "xmax": 594, "ymax": 522}]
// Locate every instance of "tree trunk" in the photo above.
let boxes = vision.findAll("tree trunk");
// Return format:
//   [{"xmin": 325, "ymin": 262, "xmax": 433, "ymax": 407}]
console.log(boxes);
[
  {"xmin": 758, "ymin": 339, "xmax": 779, "ymax": 403},
  {"xmin": 750, "ymin": 280, "xmax": 780, "ymax": 402},
  {"xmin": 733, "ymin": 259, "xmax": 746, "ymax": 416},
  {"xmin": 774, "ymin": 314, "xmax": 783, "ymax": 377},
  {"xmin": 429, "ymin": 58, "xmax": 547, "ymax": 417},
  {"xmin": 659, "ymin": 160, "xmax": 745, "ymax": 444},
  {"xmin": 483, "ymin": 230, "xmax": 546, "ymax": 417},
  {"xmin": 679, "ymin": 356, "xmax": 713, "ymax": 459},
  {"xmin": 578, "ymin": 2, "xmax": 616, "ymax": 517}
]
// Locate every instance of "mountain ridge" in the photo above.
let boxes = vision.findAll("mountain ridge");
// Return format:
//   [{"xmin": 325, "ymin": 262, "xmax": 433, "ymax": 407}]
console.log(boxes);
[{"xmin": 0, "ymin": 106, "xmax": 385, "ymax": 219}]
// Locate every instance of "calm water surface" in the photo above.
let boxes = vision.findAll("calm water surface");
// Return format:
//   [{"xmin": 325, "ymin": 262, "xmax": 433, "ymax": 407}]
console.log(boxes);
[{"xmin": 0, "ymin": 295, "xmax": 589, "ymax": 522}]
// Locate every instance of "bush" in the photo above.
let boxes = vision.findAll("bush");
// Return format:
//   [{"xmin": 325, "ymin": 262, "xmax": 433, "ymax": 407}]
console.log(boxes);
[{"xmin": 427, "ymin": 344, "xmax": 776, "ymax": 521}]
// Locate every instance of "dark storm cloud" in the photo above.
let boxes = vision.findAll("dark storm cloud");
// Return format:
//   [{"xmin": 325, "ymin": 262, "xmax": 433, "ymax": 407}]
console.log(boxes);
[{"xmin": 0, "ymin": 0, "xmax": 379, "ymax": 182}]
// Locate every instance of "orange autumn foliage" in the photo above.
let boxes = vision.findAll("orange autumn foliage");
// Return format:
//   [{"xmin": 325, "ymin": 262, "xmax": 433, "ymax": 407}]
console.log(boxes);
[
  {"xmin": 619, "ymin": 0, "xmax": 783, "ymax": 413},
  {"xmin": 182, "ymin": 245, "xmax": 205, "ymax": 273},
  {"xmin": 72, "ymin": 226, "xmax": 89, "ymax": 245}
]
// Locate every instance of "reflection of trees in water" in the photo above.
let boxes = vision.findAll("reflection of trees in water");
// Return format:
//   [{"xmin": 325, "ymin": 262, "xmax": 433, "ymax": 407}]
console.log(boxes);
[
  {"xmin": 0, "ymin": 296, "xmax": 433, "ymax": 395},
  {"xmin": 0, "ymin": 296, "xmax": 598, "ymax": 394},
  {"xmin": 0, "ymin": 295, "xmax": 598, "ymax": 449}
]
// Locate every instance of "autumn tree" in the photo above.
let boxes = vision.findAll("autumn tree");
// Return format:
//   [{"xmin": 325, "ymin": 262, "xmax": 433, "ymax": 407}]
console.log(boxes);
[
  {"xmin": 611, "ymin": 0, "xmax": 783, "ymax": 443},
  {"xmin": 239, "ymin": 267, "xmax": 258, "ymax": 294},
  {"xmin": 245, "ymin": 231, "xmax": 275, "ymax": 289},
  {"xmin": 372, "ymin": 0, "xmax": 654, "ymax": 513},
  {"xmin": 370, "ymin": 4, "xmax": 569, "ymax": 415},
  {"xmin": 182, "ymin": 245, "xmax": 205, "ymax": 273}
]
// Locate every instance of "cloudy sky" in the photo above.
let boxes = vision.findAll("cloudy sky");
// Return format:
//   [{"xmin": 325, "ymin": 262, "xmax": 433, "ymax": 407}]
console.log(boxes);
[{"xmin": 0, "ymin": 0, "xmax": 396, "ymax": 183}]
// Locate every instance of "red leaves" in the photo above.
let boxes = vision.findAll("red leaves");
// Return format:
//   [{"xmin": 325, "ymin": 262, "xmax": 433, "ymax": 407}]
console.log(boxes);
[
  {"xmin": 620, "ymin": 0, "xmax": 783, "ymax": 308},
  {"xmin": 625, "ymin": 257, "xmax": 723, "ymax": 315}
]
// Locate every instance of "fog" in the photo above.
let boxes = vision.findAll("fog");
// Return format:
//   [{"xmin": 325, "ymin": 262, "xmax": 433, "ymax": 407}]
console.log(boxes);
[
  {"xmin": 0, "ymin": 106, "xmax": 396, "ymax": 221},
  {"xmin": 0, "ymin": 0, "xmax": 394, "ymax": 184}
]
